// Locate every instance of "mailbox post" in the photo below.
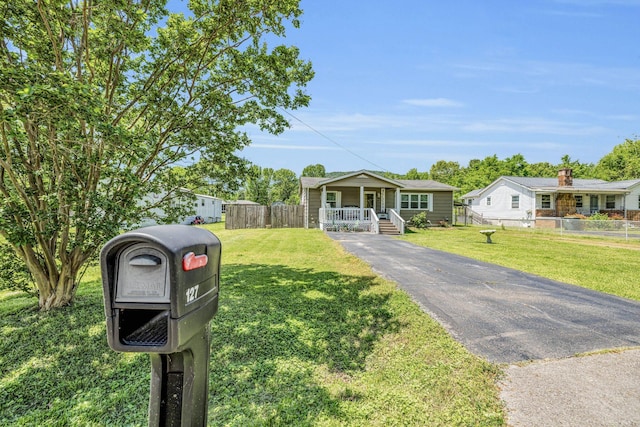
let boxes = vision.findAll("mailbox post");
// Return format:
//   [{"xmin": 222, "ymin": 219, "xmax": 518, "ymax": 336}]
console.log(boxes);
[{"xmin": 100, "ymin": 225, "xmax": 221, "ymax": 426}]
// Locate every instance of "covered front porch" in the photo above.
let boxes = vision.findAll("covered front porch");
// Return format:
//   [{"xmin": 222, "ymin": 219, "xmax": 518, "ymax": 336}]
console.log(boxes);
[
  {"xmin": 535, "ymin": 191, "xmax": 637, "ymax": 219},
  {"xmin": 318, "ymin": 175, "xmax": 406, "ymax": 234},
  {"xmin": 319, "ymin": 207, "xmax": 405, "ymax": 234}
]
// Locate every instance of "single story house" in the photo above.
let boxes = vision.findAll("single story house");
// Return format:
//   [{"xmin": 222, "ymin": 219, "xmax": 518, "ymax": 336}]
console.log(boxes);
[
  {"xmin": 461, "ymin": 168, "xmax": 640, "ymax": 225},
  {"xmin": 138, "ymin": 191, "xmax": 223, "ymax": 227},
  {"xmin": 300, "ymin": 170, "xmax": 458, "ymax": 234}
]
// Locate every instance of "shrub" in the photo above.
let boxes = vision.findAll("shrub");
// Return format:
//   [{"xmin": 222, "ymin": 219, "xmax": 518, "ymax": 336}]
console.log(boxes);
[
  {"xmin": 588, "ymin": 212, "xmax": 610, "ymax": 221},
  {"xmin": 410, "ymin": 212, "xmax": 430, "ymax": 229},
  {"xmin": 0, "ymin": 243, "xmax": 36, "ymax": 294}
]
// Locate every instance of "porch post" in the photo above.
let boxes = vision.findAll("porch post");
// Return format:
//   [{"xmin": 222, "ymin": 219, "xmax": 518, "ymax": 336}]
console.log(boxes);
[
  {"xmin": 321, "ymin": 185, "xmax": 327, "ymax": 207},
  {"xmin": 396, "ymin": 189, "xmax": 401, "ymax": 212},
  {"xmin": 381, "ymin": 188, "xmax": 386, "ymax": 212},
  {"xmin": 360, "ymin": 186, "xmax": 364, "ymax": 220}
]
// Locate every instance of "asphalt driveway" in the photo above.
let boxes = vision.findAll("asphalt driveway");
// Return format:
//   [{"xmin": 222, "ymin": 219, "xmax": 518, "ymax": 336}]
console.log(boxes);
[
  {"xmin": 328, "ymin": 232, "xmax": 640, "ymax": 364},
  {"xmin": 328, "ymin": 232, "xmax": 640, "ymax": 426}
]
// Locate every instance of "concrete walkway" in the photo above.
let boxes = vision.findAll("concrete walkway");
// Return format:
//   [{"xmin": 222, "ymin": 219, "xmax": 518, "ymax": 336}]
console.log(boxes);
[{"xmin": 328, "ymin": 232, "xmax": 640, "ymax": 426}]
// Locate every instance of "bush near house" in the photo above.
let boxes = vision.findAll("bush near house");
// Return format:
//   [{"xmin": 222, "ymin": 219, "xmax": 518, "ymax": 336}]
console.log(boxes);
[{"xmin": 409, "ymin": 212, "xmax": 430, "ymax": 229}]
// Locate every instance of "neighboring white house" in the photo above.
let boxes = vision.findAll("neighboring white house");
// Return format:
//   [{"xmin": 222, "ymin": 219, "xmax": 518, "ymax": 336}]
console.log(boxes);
[
  {"xmin": 461, "ymin": 168, "xmax": 640, "ymax": 225},
  {"xmin": 186, "ymin": 193, "xmax": 223, "ymax": 224},
  {"xmin": 137, "ymin": 190, "xmax": 223, "ymax": 227}
]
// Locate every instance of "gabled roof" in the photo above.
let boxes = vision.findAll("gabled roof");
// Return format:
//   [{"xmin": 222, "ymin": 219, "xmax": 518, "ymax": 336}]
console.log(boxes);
[
  {"xmin": 299, "ymin": 170, "xmax": 457, "ymax": 191},
  {"xmin": 396, "ymin": 179, "xmax": 458, "ymax": 191},
  {"xmin": 504, "ymin": 176, "xmax": 607, "ymax": 189},
  {"xmin": 465, "ymin": 176, "xmax": 640, "ymax": 199},
  {"xmin": 461, "ymin": 189, "xmax": 483, "ymax": 199}
]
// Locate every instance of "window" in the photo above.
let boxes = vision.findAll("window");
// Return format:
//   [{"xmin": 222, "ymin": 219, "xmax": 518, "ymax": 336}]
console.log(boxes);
[
  {"xmin": 326, "ymin": 191, "xmax": 338, "ymax": 208},
  {"xmin": 606, "ymin": 195, "xmax": 615, "ymax": 209},
  {"xmin": 638, "ymin": 195, "xmax": 640, "ymax": 209},
  {"xmin": 401, "ymin": 193, "xmax": 431, "ymax": 210},
  {"xmin": 511, "ymin": 195, "xmax": 519, "ymax": 209},
  {"xmin": 575, "ymin": 195, "xmax": 583, "ymax": 208},
  {"xmin": 541, "ymin": 194, "xmax": 551, "ymax": 209},
  {"xmin": 486, "ymin": 196, "xmax": 492, "ymax": 206}
]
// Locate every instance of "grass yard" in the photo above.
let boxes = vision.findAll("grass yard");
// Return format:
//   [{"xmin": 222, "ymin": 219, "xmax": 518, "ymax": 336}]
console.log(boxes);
[
  {"xmin": 400, "ymin": 225, "xmax": 640, "ymax": 302},
  {"xmin": 0, "ymin": 224, "xmax": 504, "ymax": 426}
]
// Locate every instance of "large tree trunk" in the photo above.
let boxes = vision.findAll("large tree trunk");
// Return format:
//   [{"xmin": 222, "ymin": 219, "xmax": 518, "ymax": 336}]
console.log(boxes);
[
  {"xmin": 21, "ymin": 245, "xmax": 81, "ymax": 311},
  {"xmin": 38, "ymin": 280, "xmax": 76, "ymax": 311}
]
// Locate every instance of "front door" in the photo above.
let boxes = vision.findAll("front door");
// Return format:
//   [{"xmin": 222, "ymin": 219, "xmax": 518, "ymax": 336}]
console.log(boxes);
[
  {"xmin": 365, "ymin": 192, "xmax": 376, "ymax": 210},
  {"xmin": 590, "ymin": 195, "xmax": 599, "ymax": 213}
]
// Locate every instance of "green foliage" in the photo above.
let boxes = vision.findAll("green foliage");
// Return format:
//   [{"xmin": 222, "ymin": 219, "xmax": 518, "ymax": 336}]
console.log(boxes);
[
  {"xmin": 0, "ymin": 243, "xmax": 35, "ymax": 294},
  {"xmin": 242, "ymin": 166, "xmax": 299, "ymax": 205},
  {"xmin": 595, "ymin": 138, "xmax": 640, "ymax": 180},
  {"xmin": 451, "ymin": 154, "xmax": 597, "ymax": 199},
  {"xmin": 410, "ymin": 212, "xmax": 430, "ymax": 229},
  {"xmin": 0, "ymin": 0, "xmax": 314, "ymax": 309},
  {"xmin": 588, "ymin": 212, "xmax": 610, "ymax": 221},
  {"xmin": 403, "ymin": 167, "xmax": 429, "ymax": 180},
  {"xmin": 429, "ymin": 160, "xmax": 461, "ymax": 184},
  {"xmin": 301, "ymin": 163, "xmax": 326, "ymax": 177}
]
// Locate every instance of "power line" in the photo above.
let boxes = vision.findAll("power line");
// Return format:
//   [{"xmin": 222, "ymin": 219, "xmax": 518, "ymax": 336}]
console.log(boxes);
[{"xmin": 279, "ymin": 108, "xmax": 391, "ymax": 173}]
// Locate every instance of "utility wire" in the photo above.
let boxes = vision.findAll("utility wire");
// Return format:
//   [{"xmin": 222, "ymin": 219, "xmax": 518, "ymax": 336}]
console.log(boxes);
[{"xmin": 279, "ymin": 108, "xmax": 391, "ymax": 173}]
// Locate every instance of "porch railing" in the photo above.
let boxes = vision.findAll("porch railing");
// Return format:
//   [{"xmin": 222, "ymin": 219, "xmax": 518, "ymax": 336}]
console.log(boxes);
[
  {"xmin": 388, "ymin": 209, "xmax": 405, "ymax": 234},
  {"xmin": 319, "ymin": 208, "xmax": 378, "ymax": 233}
]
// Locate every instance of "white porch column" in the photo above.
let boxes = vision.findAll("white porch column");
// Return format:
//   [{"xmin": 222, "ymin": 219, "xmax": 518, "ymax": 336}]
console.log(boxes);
[
  {"xmin": 396, "ymin": 189, "xmax": 401, "ymax": 212},
  {"xmin": 321, "ymin": 185, "xmax": 327, "ymax": 207},
  {"xmin": 360, "ymin": 186, "xmax": 364, "ymax": 220}
]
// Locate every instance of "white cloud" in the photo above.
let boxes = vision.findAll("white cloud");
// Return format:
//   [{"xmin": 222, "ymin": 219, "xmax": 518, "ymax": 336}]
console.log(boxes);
[
  {"xmin": 462, "ymin": 118, "xmax": 608, "ymax": 135},
  {"xmin": 402, "ymin": 98, "xmax": 464, "ymax": 108}
]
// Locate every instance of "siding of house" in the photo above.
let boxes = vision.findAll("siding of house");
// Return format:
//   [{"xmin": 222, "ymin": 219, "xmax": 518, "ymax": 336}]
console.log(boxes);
[
  {"xmin": 398, "ymin": 191, "xmax": 453, "ymax": 223},
  {"xmin": 471, "ymin": 180, "xmax": 536, "ymax": 220},
  {"xmin": 626, "ymin": 184, "xmax": 640, "ymax": 220},
  {"xmin": 307, "ymin": 187, "xmax": 322, "ymax": 228}
]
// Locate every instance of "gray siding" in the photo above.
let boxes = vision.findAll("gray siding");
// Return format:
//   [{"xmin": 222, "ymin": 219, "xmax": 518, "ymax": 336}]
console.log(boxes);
[
  {"xmin": 398, "ymin": 191, "xmax": 453, "ymax": 223},
  {"xmin": 307, "ymin": 188, "xmax": 322, "ymax": 228},
  {"xmin": 303, "ymin": 185, "xmax": 454, "ymax": 229}
]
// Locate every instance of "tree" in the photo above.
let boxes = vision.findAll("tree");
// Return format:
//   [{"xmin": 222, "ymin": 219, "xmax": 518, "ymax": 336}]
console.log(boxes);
[
  {"xmin": 457, "ymin": 155, "xmax": 505, "ymax": 196},
  {"xmin": 502, "ymin": 154, "xmax": 528, "ymax": 177},
  {"xmin": 595, "ymin": 139, "xmax": 640, "ymax": 180},
  {"xmin": 271, "ymin": 168, "xmax": 299, "ymax": 204},
  {"xmin": 558, "ymin": 155, "xmax": 596, "ymax": 178},
  {"xmin": 243, "ymin": 166, "xmax": 274, "ymax": 205},
  {"xmin": 301, "ymin": 163, "xmax": 326, "ymax": 177},
  {"xmin": 0, "ymin": 0, "xmax": 314, "ymax": 309},
  {"xmin": 429, "ymin": 160, "xmax": 460, "ymax": 185},
  {"xmin": 403, "ymin": 168, "xmax": 428, "ymax": 180},
  {"xmin": 526, "ymin": 161, "xmax": 557, "ymax": 177}
]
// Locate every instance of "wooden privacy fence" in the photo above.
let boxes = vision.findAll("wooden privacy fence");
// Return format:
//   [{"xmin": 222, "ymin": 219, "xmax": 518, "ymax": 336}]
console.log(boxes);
[{"xmin": 225, "ymin": 205, "xmax": 304, "ymax": 230}]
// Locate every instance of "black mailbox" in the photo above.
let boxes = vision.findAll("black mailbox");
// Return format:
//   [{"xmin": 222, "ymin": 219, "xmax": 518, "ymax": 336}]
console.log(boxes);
[{"xmin": 101, "ymin": 224, "xmax": 221, "ymax": 426}]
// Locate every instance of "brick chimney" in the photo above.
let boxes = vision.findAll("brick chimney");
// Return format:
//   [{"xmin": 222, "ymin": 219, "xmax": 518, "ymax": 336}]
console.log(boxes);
[{"xmin": 558, "ymin": 168, "xmax": 573, "ymax": 187}]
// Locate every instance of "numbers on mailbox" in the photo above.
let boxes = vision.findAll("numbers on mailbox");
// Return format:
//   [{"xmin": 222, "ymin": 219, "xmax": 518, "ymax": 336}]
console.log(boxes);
[{"xmin": 185, "ymin": 285, "xmax": 199, "ymax": 303}]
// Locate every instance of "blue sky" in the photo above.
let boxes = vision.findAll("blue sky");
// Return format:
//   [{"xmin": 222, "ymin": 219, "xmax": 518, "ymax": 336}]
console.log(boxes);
[{"xmin": 175, "ymin": 0, "xmax": 640, "ymax": 175}]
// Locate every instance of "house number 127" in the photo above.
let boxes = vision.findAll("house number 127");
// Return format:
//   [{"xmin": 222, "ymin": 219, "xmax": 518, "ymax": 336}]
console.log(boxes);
[{"xmin": 185, "ymin": 285, "xmax": 199, "ymax": 303}]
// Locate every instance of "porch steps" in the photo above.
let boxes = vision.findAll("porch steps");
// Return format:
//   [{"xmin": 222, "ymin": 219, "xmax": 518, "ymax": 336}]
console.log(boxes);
[{"xmin": 378, "ymin": 219, "xmax": 400, "ymax": 235}]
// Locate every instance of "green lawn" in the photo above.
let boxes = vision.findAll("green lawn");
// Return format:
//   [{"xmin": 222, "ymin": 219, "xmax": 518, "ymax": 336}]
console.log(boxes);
[
  {"xmin": 0, "ymin": 224, "xmax": 504, "ymax": 426},
  {"xmin": 399, "ymin": 225, "xmax": 640, "ymax": 302}
]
